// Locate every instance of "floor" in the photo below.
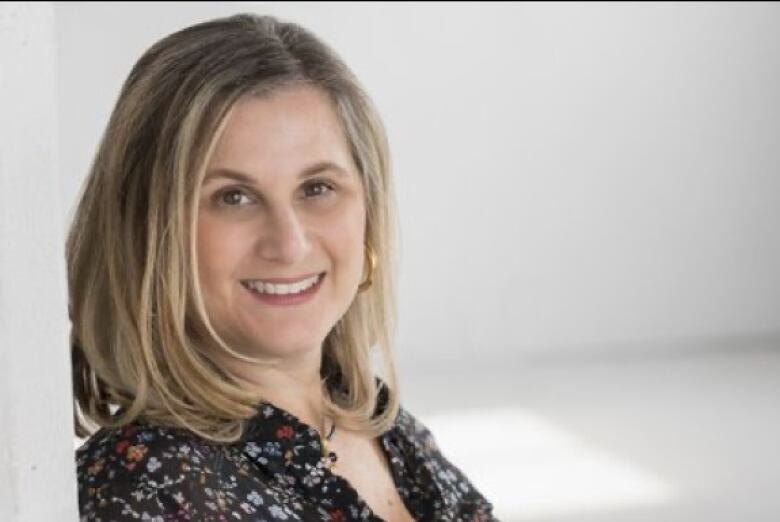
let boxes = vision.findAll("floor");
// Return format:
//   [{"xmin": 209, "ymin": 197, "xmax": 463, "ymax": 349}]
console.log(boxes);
[{"xmin": 398, "ymin": 345, "xmax": 780, "ymax": 522}]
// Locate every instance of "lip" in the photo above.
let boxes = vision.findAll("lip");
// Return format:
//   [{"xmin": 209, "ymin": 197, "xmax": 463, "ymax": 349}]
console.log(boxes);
[{"xmin": 241, "ymin": 272, "xmax": 325, "ymax": 306}]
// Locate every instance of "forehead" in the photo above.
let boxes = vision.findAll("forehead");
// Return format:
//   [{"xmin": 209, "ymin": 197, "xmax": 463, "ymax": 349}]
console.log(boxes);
[{"xmin": 208, "ymin": 85, "xmax": 354, "ymax": 174}]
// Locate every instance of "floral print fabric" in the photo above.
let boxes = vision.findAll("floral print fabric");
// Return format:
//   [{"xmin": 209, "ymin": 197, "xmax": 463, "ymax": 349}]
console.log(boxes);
[{"xmin": 76, "ymin": 384, "xmax": 498, "ymax": 521}]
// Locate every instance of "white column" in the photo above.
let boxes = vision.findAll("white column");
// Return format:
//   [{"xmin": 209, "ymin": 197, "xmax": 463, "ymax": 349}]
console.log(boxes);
[{"xmin": 0, "ymin": 3, "xmax": 78, "ymax": 520}]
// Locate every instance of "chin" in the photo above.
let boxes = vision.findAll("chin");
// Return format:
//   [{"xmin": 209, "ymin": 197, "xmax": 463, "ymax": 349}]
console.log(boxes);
[{"xmin": 243, "ymin": 332, "xmax": 328, "ymax": 356}]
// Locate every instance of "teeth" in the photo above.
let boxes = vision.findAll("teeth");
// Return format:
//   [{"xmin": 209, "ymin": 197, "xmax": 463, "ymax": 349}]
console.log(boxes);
[{"xmin": 244, "ymin": 274, "xmax": 321, "ymax": 295}]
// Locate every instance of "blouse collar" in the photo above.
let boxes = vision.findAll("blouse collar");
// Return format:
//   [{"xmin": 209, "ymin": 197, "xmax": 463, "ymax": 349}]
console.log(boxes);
[{"xmin": 240, "ymin": 378, "xmax": 401, "ymax": 493}]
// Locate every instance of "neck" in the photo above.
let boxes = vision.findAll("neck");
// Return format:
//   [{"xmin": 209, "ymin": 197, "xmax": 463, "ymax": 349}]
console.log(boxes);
[{"xmin": 210, "ymin": 346, "xmax": 330, "ymax": 438}]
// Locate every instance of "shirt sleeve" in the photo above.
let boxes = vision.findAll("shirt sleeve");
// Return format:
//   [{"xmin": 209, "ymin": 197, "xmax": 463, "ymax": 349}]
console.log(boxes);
[
  {"xmin": 77, "ymin": 429, "xmax": 244, "ymax": 521},
  {"xmin": 402, "ymin": 409, "xmax": 501, "ymax": 521}
]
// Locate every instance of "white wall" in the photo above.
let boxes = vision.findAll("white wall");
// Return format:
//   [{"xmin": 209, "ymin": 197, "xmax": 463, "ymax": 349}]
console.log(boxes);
[
  {"xmin": 0, "ymin": 3, "xmax": 78, "ymax": 520},
  {"xmin": 56, "ymin": 2, "xmax": 780, "ymax": 366}
]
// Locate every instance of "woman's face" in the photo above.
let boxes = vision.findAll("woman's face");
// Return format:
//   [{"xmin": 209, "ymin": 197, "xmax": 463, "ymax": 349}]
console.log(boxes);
[{"xmin": 196, "ymin": 85, "xmax": 366, "ymax": 360}]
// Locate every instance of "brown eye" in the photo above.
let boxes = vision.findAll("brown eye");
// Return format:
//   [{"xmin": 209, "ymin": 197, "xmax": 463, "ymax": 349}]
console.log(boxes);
[
  {"xmin": 218, "ymin": 189, "xmax": 252, "ymax": 206},
  {"xmin": 304, "ymin": 181, "xmax": 334, "ymax": 199}
]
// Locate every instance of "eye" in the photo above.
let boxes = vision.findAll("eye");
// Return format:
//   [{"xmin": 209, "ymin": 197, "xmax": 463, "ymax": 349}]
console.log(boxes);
[
  {"xmin": 303, "ymin": 181, "xmax": 335, "ymax": 199},
  {"xmin": 216, "ymin": 188, "xmax": 254, "ymax": 207}
]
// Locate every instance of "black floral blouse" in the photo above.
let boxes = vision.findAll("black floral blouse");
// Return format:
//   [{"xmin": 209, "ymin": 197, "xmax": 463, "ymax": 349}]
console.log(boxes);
[{"xmin": 76, "ymin": 383, "xmax": 498, "ymax": 521}]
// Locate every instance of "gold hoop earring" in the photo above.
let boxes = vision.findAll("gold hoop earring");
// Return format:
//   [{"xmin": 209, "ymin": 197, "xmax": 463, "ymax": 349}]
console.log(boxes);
[{"xmin": 357, "ymin": 243, "xmax": 377, "ymax": 293}]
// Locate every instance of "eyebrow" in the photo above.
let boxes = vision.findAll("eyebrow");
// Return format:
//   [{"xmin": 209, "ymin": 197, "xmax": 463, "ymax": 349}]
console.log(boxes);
[{"xmin": 203, "ymin": 161, "xmax": 350, "ymax": 186}]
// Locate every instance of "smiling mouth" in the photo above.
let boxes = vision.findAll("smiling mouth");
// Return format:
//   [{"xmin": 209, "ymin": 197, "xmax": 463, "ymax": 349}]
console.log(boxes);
[{"xmin": 241, "ymin": 272, "xmax": 326, "ymax": 296}]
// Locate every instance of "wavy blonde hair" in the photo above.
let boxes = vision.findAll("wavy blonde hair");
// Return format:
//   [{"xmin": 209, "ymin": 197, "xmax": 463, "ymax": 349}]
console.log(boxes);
[{"xmin": 68, "ymin": 13, "xmax": 400, "ymax": 442}]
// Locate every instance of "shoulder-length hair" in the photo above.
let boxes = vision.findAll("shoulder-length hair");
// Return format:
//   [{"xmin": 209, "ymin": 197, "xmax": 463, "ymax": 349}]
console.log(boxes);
[{"xmin": 68, "ymin": 13, "xmax": 400, "ymax": 442}]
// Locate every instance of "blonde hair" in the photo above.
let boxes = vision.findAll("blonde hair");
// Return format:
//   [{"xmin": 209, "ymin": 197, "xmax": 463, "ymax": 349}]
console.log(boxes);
[{"xmin": 68, "ymin": 13, "xmax": 400, "ymax": 442}]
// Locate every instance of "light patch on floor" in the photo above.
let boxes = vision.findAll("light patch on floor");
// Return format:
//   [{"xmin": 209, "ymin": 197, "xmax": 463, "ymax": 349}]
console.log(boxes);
[{"xmin": 422, "ymin": 407, "xmax": 676, "ymax": 520}]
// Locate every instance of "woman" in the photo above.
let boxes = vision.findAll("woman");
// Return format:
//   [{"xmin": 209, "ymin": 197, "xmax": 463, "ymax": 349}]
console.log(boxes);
[{"xmin": 70, "ymin": 13, "xmax": 497, "ymax": 521}]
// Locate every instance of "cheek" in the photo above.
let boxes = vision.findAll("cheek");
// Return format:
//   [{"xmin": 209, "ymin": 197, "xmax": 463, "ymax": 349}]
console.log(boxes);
[
  {"xmin": 196, "ymin": 217, "xmax": 246, "ymax": 285},
  {"xmin": 332, "ymin": 204, "xmax": 367, "ymax": 273}
]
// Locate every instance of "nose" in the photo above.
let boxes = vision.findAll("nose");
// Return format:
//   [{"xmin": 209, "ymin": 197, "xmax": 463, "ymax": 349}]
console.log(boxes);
[{"xmin": 256, "ymin": 205, "xmax": 312, "ymax": 264}]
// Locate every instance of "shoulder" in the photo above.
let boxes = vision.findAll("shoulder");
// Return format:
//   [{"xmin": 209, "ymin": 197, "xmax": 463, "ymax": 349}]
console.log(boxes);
[
  {"xmin": 76, "ymin": 421, "xmax": 236, "ymax": 521},
  {"xmin": 392, "ymin": 406, "xmax": 499, "ymax": 521},
  {"xmin": 393, "ymin": 406, "xmax": 440, "ymax": 454}
]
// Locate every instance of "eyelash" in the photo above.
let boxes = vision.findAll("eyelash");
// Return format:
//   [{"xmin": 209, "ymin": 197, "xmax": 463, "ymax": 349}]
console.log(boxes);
[{"xmin": 215, "ymin": 181, "xmax": 335, "ymax": 207}]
